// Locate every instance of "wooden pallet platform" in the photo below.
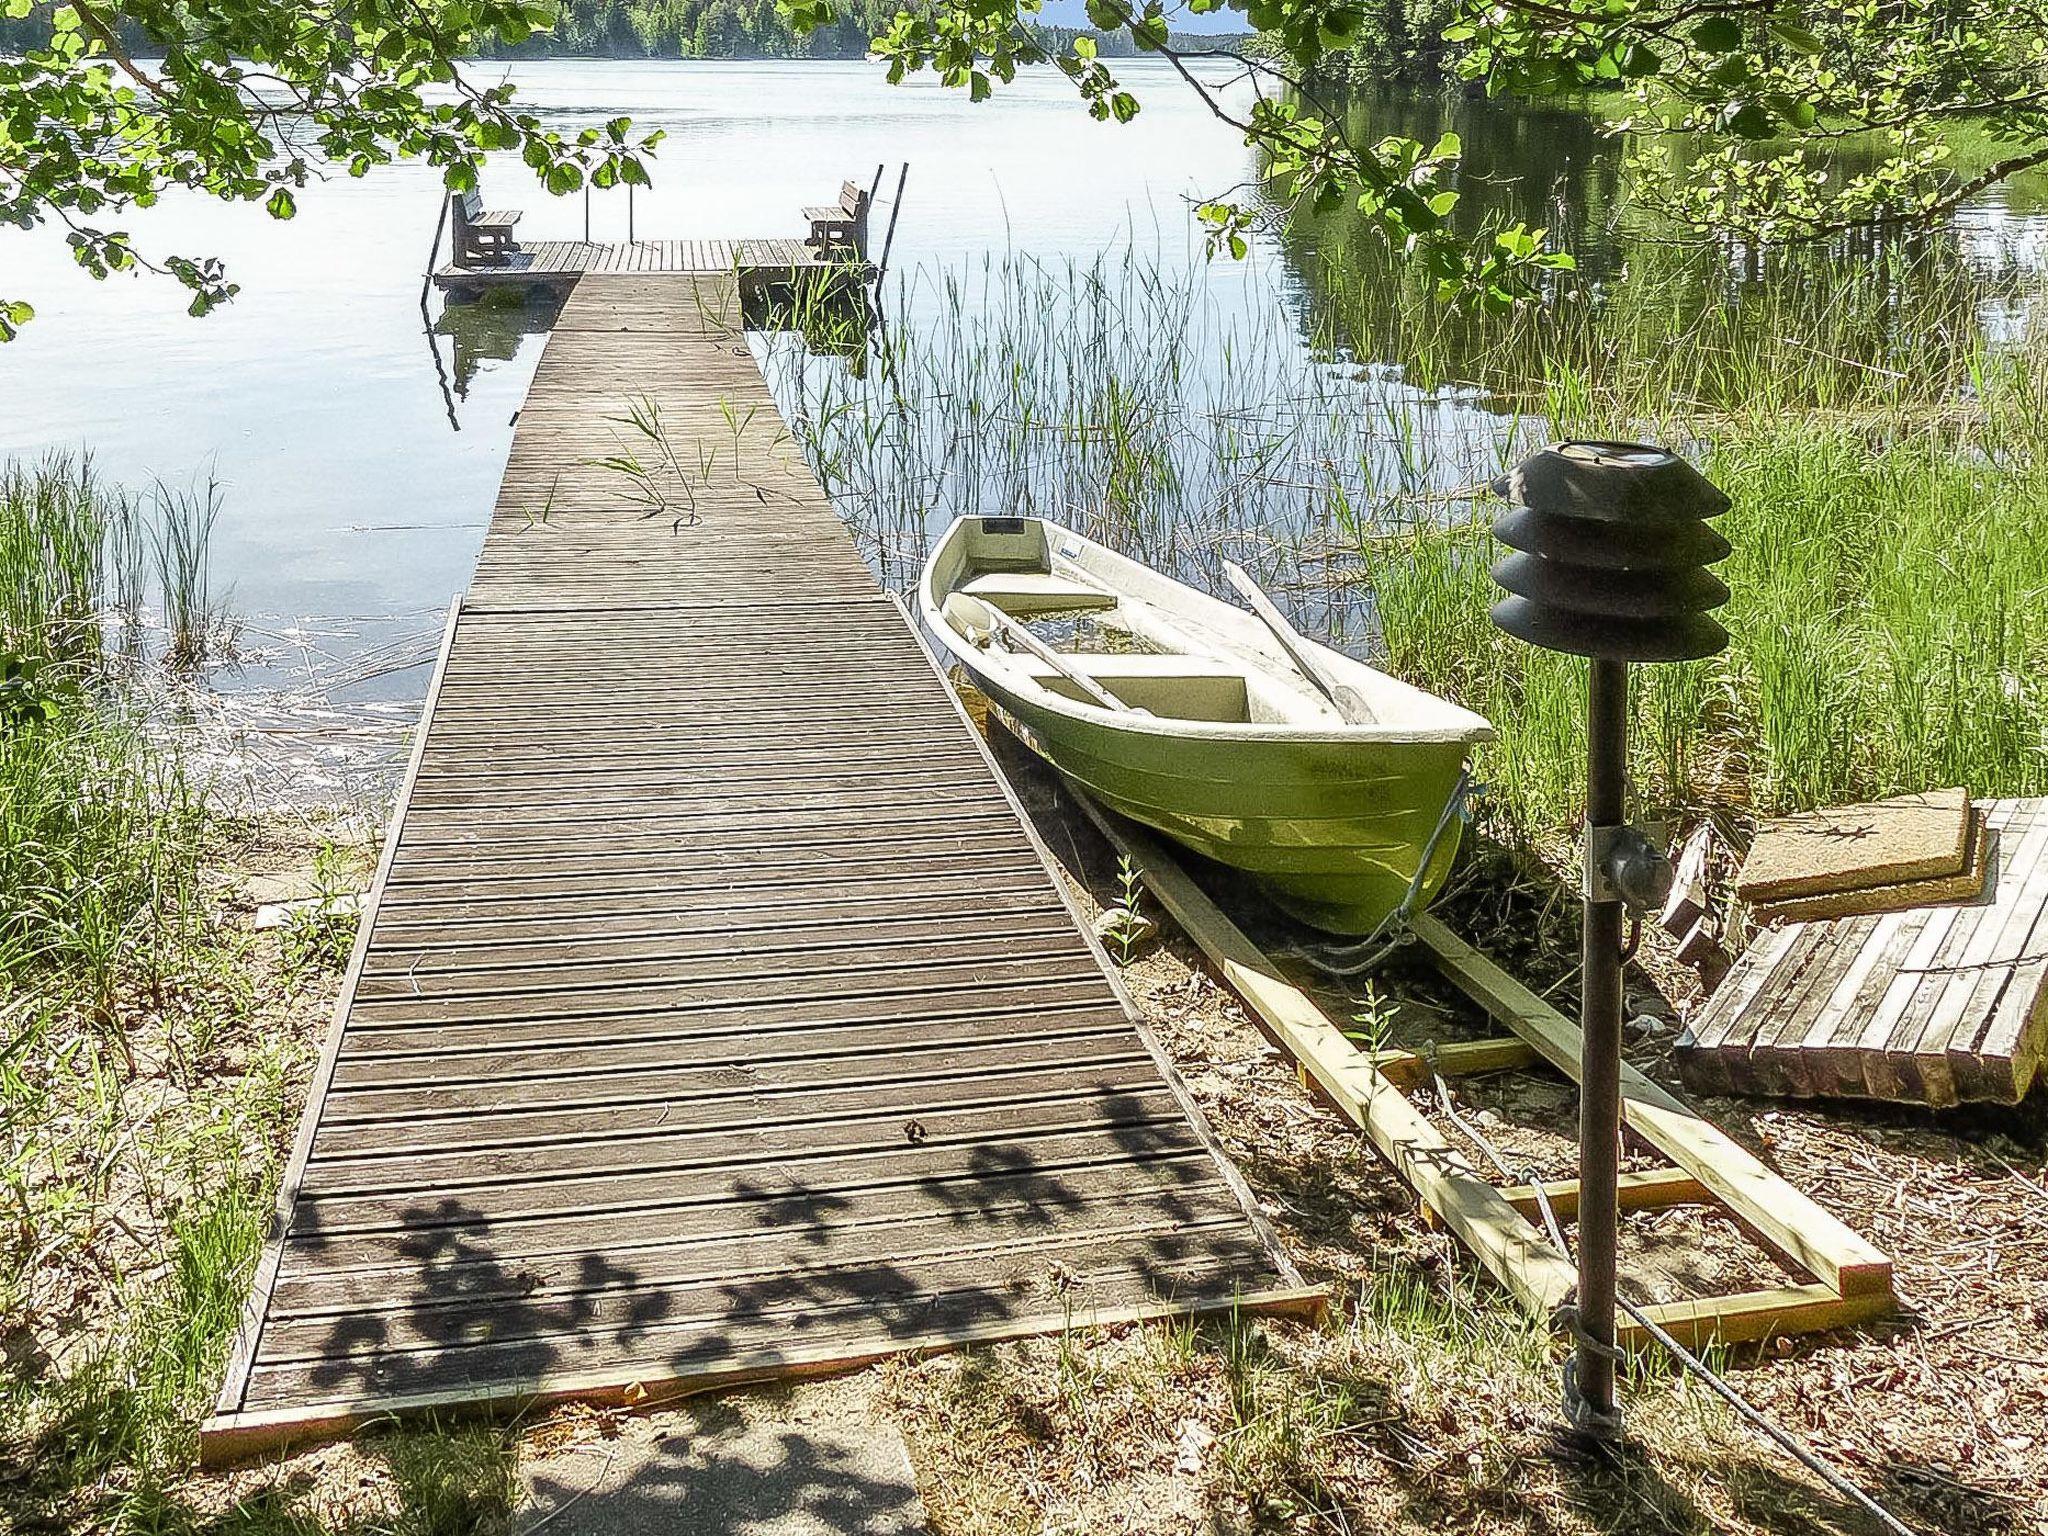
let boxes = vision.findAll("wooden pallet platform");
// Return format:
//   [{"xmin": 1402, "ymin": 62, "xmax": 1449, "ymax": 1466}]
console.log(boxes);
[
  {"xmin": 201, "ymin": 273, "xmax": 1311, "ymax": 1463},
  {"xmin": 1679, "ymin": 797, "xmax": 2048, "ymax": 1105},
  {"xmin": 430, "ymin": 237, "xmax": 870, "ymax": 294}
]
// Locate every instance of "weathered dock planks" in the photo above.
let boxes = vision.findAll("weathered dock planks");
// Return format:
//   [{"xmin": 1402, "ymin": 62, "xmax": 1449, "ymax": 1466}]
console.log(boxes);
[
  {"xmin": 201, "ymin": 274, "xmax": 1311, "ymax": 1461},
  {"xmin": 1679, "ymin": 797, "xmax": 2048, "ymax": 1105},
  {"xmin": 429, "ymin": 237, "xmax": 863, "ymax": 295}
]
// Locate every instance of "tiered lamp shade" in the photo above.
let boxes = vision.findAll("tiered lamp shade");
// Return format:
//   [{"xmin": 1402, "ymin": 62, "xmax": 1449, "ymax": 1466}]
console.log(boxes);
[{"xmin": 1488, "ymin": 442, "xmax": 1733, "ymax": 662}]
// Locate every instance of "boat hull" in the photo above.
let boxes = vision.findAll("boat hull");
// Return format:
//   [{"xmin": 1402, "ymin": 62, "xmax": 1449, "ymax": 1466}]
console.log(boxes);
[{"xmin": 965, "ymin": 662, "xmax": 1468, "ymax": 934}]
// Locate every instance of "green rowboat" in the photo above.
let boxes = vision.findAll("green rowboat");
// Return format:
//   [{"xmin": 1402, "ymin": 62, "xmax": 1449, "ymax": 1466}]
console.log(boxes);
[{"xmin": 918, "ymin": 515, "xmax": 1494, "ymax": 935}]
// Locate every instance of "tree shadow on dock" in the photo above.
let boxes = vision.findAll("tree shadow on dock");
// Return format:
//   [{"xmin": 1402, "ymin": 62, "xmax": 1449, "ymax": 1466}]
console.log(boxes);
[{"xmin": 278, "ymin": 1080, "xmax": 1274, "ymax": 1418}]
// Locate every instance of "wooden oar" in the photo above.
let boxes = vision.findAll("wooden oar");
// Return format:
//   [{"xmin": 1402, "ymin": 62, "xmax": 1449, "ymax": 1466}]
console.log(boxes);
[
  {"xmin": 942, "ymin": 594, "xmax": 1131, "ymax": 713},
  {"xmin": 1221, "ymin": 560, "xmax": 1372, "ymax": 725}
]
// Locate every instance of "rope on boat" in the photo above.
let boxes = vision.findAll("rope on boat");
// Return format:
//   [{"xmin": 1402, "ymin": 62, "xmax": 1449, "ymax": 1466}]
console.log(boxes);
[{"xmin": 1285, "ymin": 768, "xmax": 1475, "ymax": 978}]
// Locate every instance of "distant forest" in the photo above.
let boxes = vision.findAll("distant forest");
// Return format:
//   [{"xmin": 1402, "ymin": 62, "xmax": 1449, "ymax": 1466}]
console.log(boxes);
[
  {"xmin": 475, "ymin": 3, "xmax": 1182, "ymax": 59},
  {"xmin": 0, "ymin": 0, "xmax": 1432, "ymax": 79},
  {"xmin": 480, "ymin": 0, "xmax": 899, "ymax": 59},
  {"xmin": 0, "ymin": 2, "xmax": 1165, "ymax": 62}
]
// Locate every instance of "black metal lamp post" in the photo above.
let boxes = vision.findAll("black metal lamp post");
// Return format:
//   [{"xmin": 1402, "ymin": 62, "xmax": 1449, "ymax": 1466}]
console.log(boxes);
[{"xmin": 1488, "ymin": 442, "xmax": 1732, "ymax": 1437}]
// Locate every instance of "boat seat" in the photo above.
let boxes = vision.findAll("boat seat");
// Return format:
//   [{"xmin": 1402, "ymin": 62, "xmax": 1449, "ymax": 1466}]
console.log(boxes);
[
  {"xmin": 960, "ymin": 571, "xmax": 1118, "ymax": 616},
  {"xmin": 1016, "ymin": 652, "xmax": 1251, "ymax": 722}
]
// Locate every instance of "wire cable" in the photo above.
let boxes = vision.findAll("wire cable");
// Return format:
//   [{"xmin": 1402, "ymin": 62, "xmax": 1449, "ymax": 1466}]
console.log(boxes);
[{"xmin": 1428, "ymin": 1069, "xmax": 1920, "ymax": 1536}]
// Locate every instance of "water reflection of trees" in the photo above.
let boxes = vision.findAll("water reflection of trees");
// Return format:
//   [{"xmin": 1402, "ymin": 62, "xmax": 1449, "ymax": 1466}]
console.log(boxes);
[
  {"xmin": 1272, "ymin": 88, "xmax": 2044, "ymax": 403},
  {"xmin": 434, "ymin": 292, "xmax": 563, "ymax": 398}
]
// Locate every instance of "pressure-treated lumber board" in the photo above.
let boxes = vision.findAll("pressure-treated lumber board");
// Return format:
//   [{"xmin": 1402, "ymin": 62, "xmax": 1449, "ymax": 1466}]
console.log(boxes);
[
  {"xmin": 1624, "ymin": 1281, "xmax": 1895, "ymax": 1352},
  {"xmin": 1498, "ymin": 1168, "xmax": 1709, "ymax": 1224},
  {"xmin": 1063, "ymin": 794, "xmax": 1901, "ymax": 1354},
  {"xmin": 1077, "ymin": 806, "xmax": 1578, "ymax": 1322},
  {"xmin": 1367, "ymin": 1038, "xmax": 1541, "ymax": 1088},
  {"xmin": 1410, "ymin": 914, "xmax": 1894, "ymax": 1301}
]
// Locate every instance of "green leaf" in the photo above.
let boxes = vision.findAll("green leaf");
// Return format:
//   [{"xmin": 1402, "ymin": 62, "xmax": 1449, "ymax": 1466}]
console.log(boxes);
[
  {"xmin": 1691, "ymin": 16, "xmax": 1743, "ymax": 53},
  {"xmin": 1726, "ymin": 100, "xmax": 1776, "ymax": 138},
  {"xmin": 265, "ymin": 187, "xmax": 296, "ymax": 220},
  {"xmin": 1618, "ymin": 43, "xmax": 1662, "ymax": 79},
  {"xmin": 1767, "ymin": 93, "xmax": 1819, "ymax": 130},
  {"xmin": 1769, "ymin": 21, "xmax": 1824, "ymax": 54}
]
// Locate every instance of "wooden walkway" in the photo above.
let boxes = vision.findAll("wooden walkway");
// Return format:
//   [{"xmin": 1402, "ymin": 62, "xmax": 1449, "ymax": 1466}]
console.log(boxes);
[
  {"xmin": 202, "ymin": 274, "xmax": 1309, "ymax": 1461},
  {"xmin": 430, "ymin": 238, "xmax": 865, "ymax": 293},
  {"xmin": 1679, "ymin": 797, "xmax": 2048, "ymax": 1105}
]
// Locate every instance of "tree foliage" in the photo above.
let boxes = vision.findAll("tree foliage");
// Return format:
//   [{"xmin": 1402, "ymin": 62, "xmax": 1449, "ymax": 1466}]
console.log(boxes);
[
  {"xmin": 787, "ymin": 0, "xmax": 2048, "ymax": 298},
  {"xmin": 0, "ymin": 0, "xmax": 663, "ymax": 337},
  {"xmin": 476, "ymin": 0, "xmax": 900, "ymax": 58}
]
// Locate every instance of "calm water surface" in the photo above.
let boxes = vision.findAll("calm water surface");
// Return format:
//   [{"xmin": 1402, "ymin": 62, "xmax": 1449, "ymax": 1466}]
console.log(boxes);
[{"xmin": 1, "ymin": 62, "xmax": 1275, "ymax": 707}]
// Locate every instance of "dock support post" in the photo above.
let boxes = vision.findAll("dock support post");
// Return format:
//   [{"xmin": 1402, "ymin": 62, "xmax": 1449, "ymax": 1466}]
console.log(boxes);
[{"xmin": 877, "ymin": 163, "xmax": 910, "ymax": 280}]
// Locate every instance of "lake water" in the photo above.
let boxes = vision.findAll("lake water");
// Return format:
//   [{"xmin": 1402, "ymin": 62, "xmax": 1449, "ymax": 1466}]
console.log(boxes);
[
  {"xmin": 2, "ymin": 63, "xmax": 1273, "ymax": 708},
  {"xmin": 2, "ymin": 59, "xmax": 2041, "ymax": 797}
]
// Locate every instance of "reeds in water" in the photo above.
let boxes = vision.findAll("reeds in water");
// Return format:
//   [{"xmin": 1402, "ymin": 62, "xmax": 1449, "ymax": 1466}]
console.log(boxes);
[
  {"xmin": 768, "ymin": 249, "xmax": 2047, "ymax": 840},
  {"xmin": 0, "ymin": 454, "xmax": 224, "ymax": 994},
  {"xmin": 0, "ymin": 455, "xmax": 232, "ymax": 676}
]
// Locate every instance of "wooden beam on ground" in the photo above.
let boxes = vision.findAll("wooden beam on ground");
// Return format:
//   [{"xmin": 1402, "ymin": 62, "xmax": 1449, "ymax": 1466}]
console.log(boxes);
[
  {"xmin": 1078, "ymin": 806, "xmax": 1577, "ymax": 1323},
  {"xmin": 199, "ymin": 1282, "xmax": 1327, "ymax": 1466},
  {"xmin": 1409, "ymin": 915, "xmax": 1895, "ymax": 1302},
  {"xmin": 1499, "ymin": 1167, "xmax": 1709, "ymax": 1224},
  {"xmin": 1618, "ymin": 1281, "xmax": 1895, "ymax": 1353},
  {"xmin": 1368, "ymin": 1037, "xmax": 1540, "ymax": 1089}
]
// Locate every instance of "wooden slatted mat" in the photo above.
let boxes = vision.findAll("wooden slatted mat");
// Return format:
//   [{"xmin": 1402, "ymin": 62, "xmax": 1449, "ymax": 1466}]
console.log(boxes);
[
  {"xmin": 202, "ymin": 275, "xmax": 1309, "ymax": 1461},
  {"xmin": 1678, "ymin": 797, "xmax": 2048, "ymax": 1105}
]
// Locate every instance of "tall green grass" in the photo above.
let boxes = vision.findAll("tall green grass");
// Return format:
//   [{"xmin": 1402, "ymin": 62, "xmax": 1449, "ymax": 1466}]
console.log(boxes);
[
  {"xmin": 772, "ymin": 251, "xmax": 2047, "ymax": 841},
  {"xmin": 0, "ymin": 457, "xmax": 213, "ymax": 998},
  {"xmin": 1367, "ymin": 341, "xmax": 2048, "ymax": 833},
  {"xmin": 0, "ymin": 456, "xmax": 253, "ymax": 1526}
]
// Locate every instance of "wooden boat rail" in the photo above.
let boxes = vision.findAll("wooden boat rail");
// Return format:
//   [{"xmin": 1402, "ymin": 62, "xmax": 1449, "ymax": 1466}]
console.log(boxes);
[{"xmin": 1080, "ymin": 804, "xmax": 1897, "ymax": 1352}]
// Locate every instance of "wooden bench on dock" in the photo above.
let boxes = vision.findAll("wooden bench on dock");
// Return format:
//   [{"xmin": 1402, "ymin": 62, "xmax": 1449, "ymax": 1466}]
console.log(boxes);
[
  {"xmin": 804, "ymin": 180, "xmax": 872, "ymax": 258},
  {"xmin": 452, "ymin": 189, "xmax": 522, "ymax": 267}
]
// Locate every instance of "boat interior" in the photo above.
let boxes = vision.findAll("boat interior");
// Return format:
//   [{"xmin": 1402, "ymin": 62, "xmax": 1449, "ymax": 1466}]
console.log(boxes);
[{"xmin": 934, "ymin": 516, "xmax": 1346, "ymax": 726}]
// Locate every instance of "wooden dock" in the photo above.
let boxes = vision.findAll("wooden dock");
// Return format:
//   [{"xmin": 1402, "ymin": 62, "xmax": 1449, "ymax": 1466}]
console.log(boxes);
[
  {"xmin": 202, "ymin": 273, "xmax": 1312, "ymax": 1460},
  {"xmin": 429, "ymin": 237, "xmax": 868, "ymax": 296},
  {"xmin": 1679, "ymin": 797, "xmax": 2048, "ymax": 1105}
]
